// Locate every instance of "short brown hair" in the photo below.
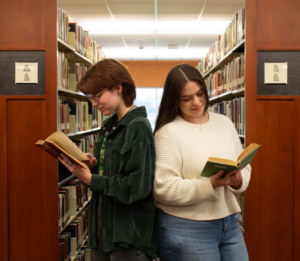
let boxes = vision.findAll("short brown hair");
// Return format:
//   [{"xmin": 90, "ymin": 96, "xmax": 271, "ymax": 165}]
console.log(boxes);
[
  {"xmin": 154, "ymin": 64, "xmax": 209, "ymax": 134},
  {"xmin": 77, "ymin": 58, "xmax": 136, "ymax": 106}
]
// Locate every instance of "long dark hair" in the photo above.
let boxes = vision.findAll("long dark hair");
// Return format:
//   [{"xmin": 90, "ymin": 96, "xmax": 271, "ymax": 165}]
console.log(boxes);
[{"xmin": 154, "ymin": 64, "xmax": 209, "ymax": 134}]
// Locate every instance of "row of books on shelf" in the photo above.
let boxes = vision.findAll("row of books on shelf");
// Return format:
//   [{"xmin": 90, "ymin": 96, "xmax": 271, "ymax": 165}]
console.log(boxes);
[
  {"xmin": 60, "ymin": 245, "xmax": 90, "ymax": 261},
  {"xmin": 57, "ymin": 6, "xmax": 69, "ymax": 44},
  {"xmin": 236, "ymin": 192, "xmax": 245, "ymax": 228},
  {"xmin": 205, "ymin": 54, "xmax": 245, "ymax": 98},
  {"xmin": 197, "ymin": 7, "xmax": 245, "ymax": 75},
  {"xmin": 57, "ymin": 6, "xmax": 105, "ymax": 64},
  {"xmin": 59, "ymin": 179, "xmax": 91, "ymax": 231},
  {"xmin": 59, "ymin": 221, "xmax": 89, "ymax": 261},
  {"xmin": 58, "ymin": 51, "xmax": 88, "ymax": 91},
  {"xmin": 59, "ymin": 179, "xmax": 91, "ymax": 261},
  {"xmin": 58, "ymin": 97, "xmax": 104, "ymax": 134},
  {"xmin": 209, "ymin": 97, "xmax": 245, "ymax": 135}
]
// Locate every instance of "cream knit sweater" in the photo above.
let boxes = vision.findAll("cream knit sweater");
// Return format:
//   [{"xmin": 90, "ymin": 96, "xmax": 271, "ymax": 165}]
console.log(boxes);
[{"xmin": 153, "ymin": 111, "xmax": 251, "ymax": 221}]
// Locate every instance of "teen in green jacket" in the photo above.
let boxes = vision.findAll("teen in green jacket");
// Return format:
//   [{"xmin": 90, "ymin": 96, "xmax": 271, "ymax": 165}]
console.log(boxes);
[{"xmin": 59, "ymin": 59, "xmax": 156, "ymax": 260}]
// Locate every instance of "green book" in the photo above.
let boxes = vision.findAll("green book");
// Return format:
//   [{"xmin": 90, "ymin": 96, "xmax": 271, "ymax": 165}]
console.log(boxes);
[{"xmin": 200, "ymin": 143, "xmax": 261, "ymax": 178}]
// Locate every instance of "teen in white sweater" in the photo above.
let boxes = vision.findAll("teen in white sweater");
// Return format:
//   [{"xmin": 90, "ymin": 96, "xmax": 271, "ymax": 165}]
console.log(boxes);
[{"xmin": 153, "ymin": 64, "xmax": 251, "ymax": 261}]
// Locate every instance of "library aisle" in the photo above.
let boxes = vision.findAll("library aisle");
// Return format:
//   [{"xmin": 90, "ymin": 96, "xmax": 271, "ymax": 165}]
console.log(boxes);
[{"xmin": 0, "ymin": 0, "xmax": 300, "ymax": 261}]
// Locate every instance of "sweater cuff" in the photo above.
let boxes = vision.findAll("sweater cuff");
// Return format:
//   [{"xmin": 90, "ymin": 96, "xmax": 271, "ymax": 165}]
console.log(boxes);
[
  {"xmin": 90, "ymin": 174, "xmax": 107, "ymax": 193},
  {"xmin": 198, "ymin": 178, "xmax": 217, "ymax": 201},
  {"xmin": 228, "ymin": 176, "xmax": 246, "ymax": 193}
]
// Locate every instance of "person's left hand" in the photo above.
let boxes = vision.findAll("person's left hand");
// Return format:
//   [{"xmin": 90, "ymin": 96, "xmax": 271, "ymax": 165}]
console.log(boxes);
[
  {"xmin": 229, "ymin": 165, "xmax": 243, "ymax": 190},
  {"xmin": 58, "ymin": 154, "xmax": 92, "ymax": 185}
]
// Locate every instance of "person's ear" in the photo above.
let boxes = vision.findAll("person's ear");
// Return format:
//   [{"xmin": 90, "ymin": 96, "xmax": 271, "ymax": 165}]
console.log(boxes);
[{"xmin": 116, "ymin": 84, "xmax": 123, "ymax": 95}]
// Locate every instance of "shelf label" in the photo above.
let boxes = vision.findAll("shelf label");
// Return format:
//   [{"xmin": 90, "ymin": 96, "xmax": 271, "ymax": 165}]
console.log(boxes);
[{"xmin": 15, "ymin": 62, "xmax": 38, "ymax": 84}]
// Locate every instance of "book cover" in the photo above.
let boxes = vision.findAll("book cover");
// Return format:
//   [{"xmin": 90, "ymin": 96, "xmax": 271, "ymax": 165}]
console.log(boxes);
[
  {"xmin": 200, "ymin": 143, "xmax": 260, "ymax": 178},
  {"xmin": 35, "ymin": 131, "xmax": 89, "ymax": 168}
]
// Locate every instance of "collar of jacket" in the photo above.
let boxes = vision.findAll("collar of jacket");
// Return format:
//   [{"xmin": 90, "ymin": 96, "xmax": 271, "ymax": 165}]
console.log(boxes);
[{"xmin": 103, "ymin": 106, "xmax": 147, "ymax": 128}]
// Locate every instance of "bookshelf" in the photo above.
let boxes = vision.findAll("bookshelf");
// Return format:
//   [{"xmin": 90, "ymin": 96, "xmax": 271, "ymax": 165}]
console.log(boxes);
[
  {"xmin": 2, "ymin": 0, "xmax": 298, "ymax": 260},
  {"xmin": 58, "ymin": 88, "xmax": 91, "ymax": 99},
  {"xmin": 56, "ymin": 6, "xmax": 106, "ymax": 260},
  {"xmin": 59, "ymin": 198, "xmax": 91, "ymax": 234},
  {"xmin": 71, "ymin": 236, "xmax": 89, "ymax": 261},
  {"xmin": 197, "ymin": 7, "xmax": 246, "ymax": 233},
  {"xmin": 203, "ymin": 40, "xmax": 245, "ymax": 78},
  {"xmin": 66, "ymin": 128, "xmax": 102, "ymax": 138},
  {"xmin": 57, "ymin": 39, "xmax": 93, "ymax": 66},
  {"xmin": 208, "ymin": 88, "xmax": 245, "ymax": 103},
  {"xmin": 59, "ymin": 175, "xmax": 77, "ymax": 187}
]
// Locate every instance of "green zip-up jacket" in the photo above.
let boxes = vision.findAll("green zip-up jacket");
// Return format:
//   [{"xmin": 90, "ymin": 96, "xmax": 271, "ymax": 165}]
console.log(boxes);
[{"xmin": 85, "ymin": 106, "xmax": 157, "ymax": 259}]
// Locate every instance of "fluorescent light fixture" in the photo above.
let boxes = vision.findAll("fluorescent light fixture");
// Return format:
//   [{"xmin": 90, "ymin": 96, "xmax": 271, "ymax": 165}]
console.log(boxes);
[
  {"xmin": 78, "ymin": 21, "xmax": 230, "ymax": 35},
  {"xmin": 102, "ymin": 47, "xmax": 207, "ymax": 59},
  {"xmin": 157, "ymin": 31, "xmax": 224, "ymax": 35}
]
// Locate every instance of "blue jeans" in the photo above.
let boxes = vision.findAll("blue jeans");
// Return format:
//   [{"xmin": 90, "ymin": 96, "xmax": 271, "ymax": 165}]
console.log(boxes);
[{"xmin": 155, "ymin": 208, "xmax": 249, "ymax": 261}]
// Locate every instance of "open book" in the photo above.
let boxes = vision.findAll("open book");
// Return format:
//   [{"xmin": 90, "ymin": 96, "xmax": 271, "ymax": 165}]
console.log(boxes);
[
  {"xmin": 35, "ymin": 131, "xmax": 89, "ymax": 169},
  {"xmin": 200, "ymin": 143, "xmax": 261, "ymax": 178}
]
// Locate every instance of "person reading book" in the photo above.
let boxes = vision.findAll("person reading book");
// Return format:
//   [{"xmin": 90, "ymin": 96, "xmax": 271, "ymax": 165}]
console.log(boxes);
[
  {"xmin": 58, "ymin": 59, "xmax": 156, "ymax": 261},
  {"xmin": 36, "ymin": 131, "xmax": 90, "ymax": 169},
  {"xmin": 153, "ymin": 64, "xmax": 252, "ymax": 261}
]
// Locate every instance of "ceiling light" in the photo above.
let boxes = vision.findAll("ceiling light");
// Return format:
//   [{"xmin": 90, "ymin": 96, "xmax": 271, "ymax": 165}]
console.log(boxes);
[{"xmin": 79, "ymin": 21, "xmax": 230, "ymax": 35}]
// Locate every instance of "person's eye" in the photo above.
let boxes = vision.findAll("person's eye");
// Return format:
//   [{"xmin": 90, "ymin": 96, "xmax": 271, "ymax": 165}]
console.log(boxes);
[
  {"xmin": 183, "ymin": 98, "xmax": 191, "ymax": 102},
  {"xmin": 197, "ymin": 91, "xmax": 204, "ymax": 96}
]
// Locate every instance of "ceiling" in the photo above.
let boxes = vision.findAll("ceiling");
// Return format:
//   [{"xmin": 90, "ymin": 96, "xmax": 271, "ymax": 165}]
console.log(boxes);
[{"xmin": 58, "ymin": 0, "xmax": 245, "ymax": 60}]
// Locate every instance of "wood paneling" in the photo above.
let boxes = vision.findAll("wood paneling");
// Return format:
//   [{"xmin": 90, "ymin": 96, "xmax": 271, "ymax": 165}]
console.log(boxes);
[
  {"xmin": 0, "ymin": 1, "xmax": 46, "ymax": 48},
  {"xmin": 245, "ymin": 0, "xmax": 300, "ymax": 260},
  {"xmin": 257, "ymin": 0, "xmax": 300, "ymax": 48},
  {"xmin": 120, "ymin": 60, "xmax": 199, "ymax": 87},
  {"xmin": 7, "ymin": 100, "xmax": 48, "ymax": 261},
  {"xmin": 0, "ymin": 0, "xmax": 57, "ymax": 260},
  {"xmin": 45, "ymin": 0, "xmax": 59, "ymax": 259},
  {"xmin": 295, "ymin": 99, "xmax": 300, "ymax": 261},
  {"xmin": 255, "ymin": 101, "xmax": 294, "ymax": 260},
  {"xmin": 244, "ymin": 1, "xmax": 258, "ymax": 258},
  {"xmin": 0, "ymin": 98, "xmax": 8, "ymax": 260}
]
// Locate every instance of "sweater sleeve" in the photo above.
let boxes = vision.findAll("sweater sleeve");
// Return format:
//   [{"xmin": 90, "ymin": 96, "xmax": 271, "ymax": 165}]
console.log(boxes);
[
  {"xmin": 153, "ymin": 127, "xmax": 217, "ymax": 207},
  {"xmin": 228, "ymin": 120, "xmax": 251, "ymax": 194}
]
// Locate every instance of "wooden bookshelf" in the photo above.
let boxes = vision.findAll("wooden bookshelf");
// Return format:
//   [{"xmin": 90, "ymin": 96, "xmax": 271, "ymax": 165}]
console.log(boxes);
[
  {"xmin": 199, "ymin": 9, "xmax": 246, "ymax": 236},
  {"xmin": 59, "ymin": 198, "xmax": 91, "ymax": 235},
  {"xmin": 59, "ymin": 175, "xmax": 76, "ymax": 187},
  {"xmin": 2, "ymin": 1, "xmax": 300, "ymax": 260},
  {"xmin": 203, "ymin": 40, "xmax": 245, "ymax": 78},
  {"xmin": 66, "ymin": 128, "xmax": 102, "ymax": 138},
  {"xmin": 58, "ymin": 87, "xmax": 76, "ymax": 94},
  {"xmin": 58, "ymin": 88, "xmax": 93, "ymax": 103},
  {"xmin": 56, "ymin": 9, "xmax": 105, "ymax": 261},
  {"xmin": 209, "ymin": 88, "xmax": 245, "ymax": 103},
  {"xmin": 71, "ymin": 236, "xmax": 89, "ymax": 261},
  {"xmin": 58, "ymin": 38, "xmax": 93, "ymax": 67}
]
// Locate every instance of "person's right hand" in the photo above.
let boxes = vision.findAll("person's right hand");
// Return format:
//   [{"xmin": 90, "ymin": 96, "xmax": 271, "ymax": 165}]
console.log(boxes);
[
  {"xmin": 210, "ymin": 166, "xmax": 242, "ymax": 189},
  {"xmin": 82, "ymin": 153, "xmax": 97, "ymax": 170}
]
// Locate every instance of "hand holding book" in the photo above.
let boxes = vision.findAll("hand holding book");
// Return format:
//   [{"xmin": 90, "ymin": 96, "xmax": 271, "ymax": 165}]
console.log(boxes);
[
  {"xmin": 35, "ymin": 131, "xmax": 95, "ymax": 185},
  {"xmin": 210, "ymin": 165, "xmax": 243, "ymax": 189},
  {"xmin": 200, "ymin": 143, "xmax": 260, "ymax": 178},
  {"xmin": 58, "ymin": 154, "xmax": 92, "ymax": 186},
  {"xmin": 83, "ymin": 153, "xmax": 98, "ymax": 170},
  {"xmin": 35, "ymin": 131, "xmax": 89, "ymax": 169}
]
